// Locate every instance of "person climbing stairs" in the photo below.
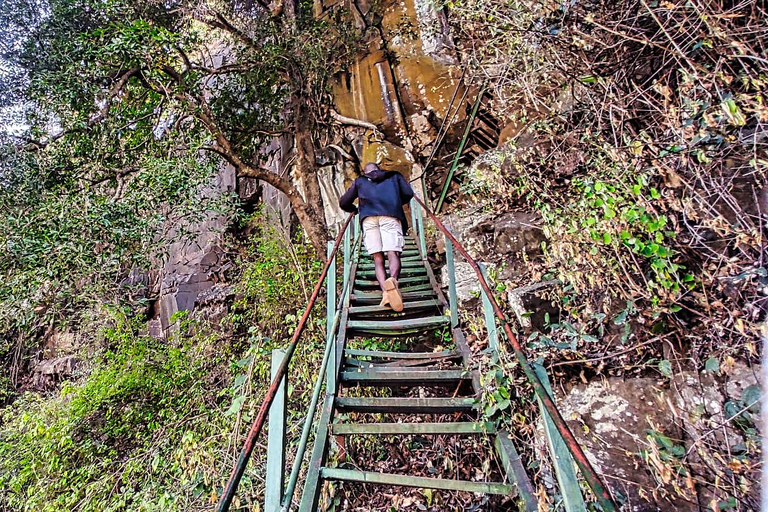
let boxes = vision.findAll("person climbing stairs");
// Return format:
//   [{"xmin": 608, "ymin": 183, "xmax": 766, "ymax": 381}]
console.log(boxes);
[{"xmin": 339, "ymin": 162, "xmax": 415, "ymax": 313}]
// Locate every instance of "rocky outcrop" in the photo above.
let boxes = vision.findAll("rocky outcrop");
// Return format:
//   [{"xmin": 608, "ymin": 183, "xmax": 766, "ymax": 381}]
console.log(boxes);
[
  {"xmin": 437, "ymin": 208, "xmax": 549, "ymax": 329},
  {"xmin": 32, "ymin": 356, "xmax": 77, "ymax": 390},
  {"xmin": 557, "ymin": 362, "xmax": 762, "ymax": 510},
  {"xmin": 440, "ymin": 210, "xmax": 545, "ymax": 266},
  {"xmin": 152, "ymin": 164, "xmax": 236, "ymax": 336}
]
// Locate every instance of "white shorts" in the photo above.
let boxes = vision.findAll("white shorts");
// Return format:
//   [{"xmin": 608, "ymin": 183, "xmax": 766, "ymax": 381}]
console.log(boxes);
[{"xmin": 362, "ymin": 216, "xmax": 404, "ymax": 254}]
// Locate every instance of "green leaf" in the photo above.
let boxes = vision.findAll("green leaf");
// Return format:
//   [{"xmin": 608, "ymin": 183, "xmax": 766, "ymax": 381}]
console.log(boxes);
[
  {"xmin": 225, "ymin": 395, "xmax": 246, "ymax": 417},
  {"xmin": 717, "ymin": 496, "xmax": 737, "ymax": 510},
  {"xmin": 658, "ymin": 360, "xmax": 673, "ymax": 377},
  {"xmin": 602, "ymin": 232, "xmax": 612, "ymax": 244},
  {"xmin": 704, "ymin": 357, "xmax": 720, "ymax": 376},
  {"xmin": 741, "ymin": 384, "xmax": 762, "ymax": 413},
  {"xmin": 233, "ymin": 373, "xmax": 248, "ymax": 387}
]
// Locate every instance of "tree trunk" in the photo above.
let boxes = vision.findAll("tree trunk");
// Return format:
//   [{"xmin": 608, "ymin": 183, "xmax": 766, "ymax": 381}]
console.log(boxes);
[
  {"xmin": 194, "ymin": 99, "xmax": 329, "ymax": 258},
  {"xmin": 209, "ymin": 146, "xmax": 328, "ymax": 258},
  {"xmin": 291, "ymin": 94, "xmax": 329, "ymax": 251}
]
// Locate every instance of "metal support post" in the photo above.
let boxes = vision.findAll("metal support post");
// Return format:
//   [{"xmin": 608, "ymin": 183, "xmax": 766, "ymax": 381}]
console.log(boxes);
[
  {"xmin": 445, "ymin": 232, "xmax": 458, "ymax": 329},
  {"xmin": 342, "ymin": 222, "xmax": 351, "ymax": 291},
  {"xmin": 479, "ymin": 263, "xmax": 499, "ymax": 357},
  {"xmin": 415, "ymin": 199, "xmax": 427, "ymax": 258},
  {"xmin": 265, "ymin": 348, "xmax": 287, "ymax": 512},
  {"xmin": 326, "ymin": 241, "xmax": 336, "ymax": 393},
  {"xmin": 532, "ymin": 362, "xmax": 587, "ymax": 512}
]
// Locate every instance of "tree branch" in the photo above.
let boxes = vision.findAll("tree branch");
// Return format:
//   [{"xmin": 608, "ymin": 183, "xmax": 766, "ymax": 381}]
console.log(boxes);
[
  {"xmin": 329, "ymin": 108, "xmax": 381, "ymax": 133},
  {"xmin": 192, "ymin": 9, "xmax": 266, "ymax": 51},
  {"xmin": 23, "ymin": 67, "xmax": 140, "ymax": 151}
]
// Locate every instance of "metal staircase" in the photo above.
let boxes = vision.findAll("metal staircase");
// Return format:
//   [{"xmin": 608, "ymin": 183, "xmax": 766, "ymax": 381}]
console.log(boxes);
[
  {"xmin": 217, "ymin": 198, "xmax": 616, "ymax": 512},
  {"xmin": 297, "ymin": 232, "xmax": 536, "ymax": 511}
]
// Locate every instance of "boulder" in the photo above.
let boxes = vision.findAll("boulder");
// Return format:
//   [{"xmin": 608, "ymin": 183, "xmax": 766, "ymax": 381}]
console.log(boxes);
[
  {"xmin": 556, "ymin": 363, "xmax": 762, "ymax": 510},
  {"xmin": 32, "ymin": 356, "xmax": 77, "ymax": 390}
]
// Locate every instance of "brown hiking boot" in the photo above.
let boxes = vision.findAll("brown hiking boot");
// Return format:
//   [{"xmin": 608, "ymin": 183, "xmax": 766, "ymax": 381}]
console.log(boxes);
[{"xmin": 384, "ymin": 277, "xmax": 403, "ymax": 312}]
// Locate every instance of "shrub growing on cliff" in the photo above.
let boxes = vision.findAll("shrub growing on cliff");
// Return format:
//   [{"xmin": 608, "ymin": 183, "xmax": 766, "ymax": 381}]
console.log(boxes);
[
  {"xmin": 448, "ymin": 0, "xmax": 765, "ymax": 507},
  {"xmin": 0, "ymin": 321, "xmax": 236, "ymax": 511}
]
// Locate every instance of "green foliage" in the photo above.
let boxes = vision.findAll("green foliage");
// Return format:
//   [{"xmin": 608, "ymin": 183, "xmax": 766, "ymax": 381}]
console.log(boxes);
[
  {"xmin": 0, "ymin": 319, "xmax": 267, "ymax": 512},
  {"xmin": 0, "ymin": 147, "xmax": 224, "ymax": 355},
  {"xmin": 232, "ymin": 209, "xmax": 322, "ymax": 336},
  {"xmin": 521, "ymin": 144, "xmax": 692, "ymax": 306}
]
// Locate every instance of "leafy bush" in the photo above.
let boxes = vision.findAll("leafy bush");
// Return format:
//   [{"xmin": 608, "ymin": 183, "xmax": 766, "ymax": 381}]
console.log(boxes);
[
  {"xmin": 0, "ymin": 317, "xmax": 268, "ymax": 512},
  {"xmin": 232, "ymin": 209, "xmax": 323, "ymax": 337}
]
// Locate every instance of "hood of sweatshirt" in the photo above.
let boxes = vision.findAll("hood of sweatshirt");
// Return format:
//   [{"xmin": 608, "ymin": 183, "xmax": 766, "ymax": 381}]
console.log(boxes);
[{"xmin": 363, "ymin": 168, "xmax": 397, "ymax": 183}]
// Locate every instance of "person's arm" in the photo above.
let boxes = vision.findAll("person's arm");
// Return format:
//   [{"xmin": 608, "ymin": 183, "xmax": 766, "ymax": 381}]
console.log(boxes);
[
  {"xmin": 397, "ymin": 173, "xmax": 415, "ymax": 203},
  {"xmin": 339, "ymin": 180, "xmax": 359, "ymax": 213}
]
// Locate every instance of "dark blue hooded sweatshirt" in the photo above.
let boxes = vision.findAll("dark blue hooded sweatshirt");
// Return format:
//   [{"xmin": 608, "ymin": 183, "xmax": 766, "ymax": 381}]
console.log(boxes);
[{"xmin": 339, "ymin": 169, "xmax": 415, "ymax": 231}]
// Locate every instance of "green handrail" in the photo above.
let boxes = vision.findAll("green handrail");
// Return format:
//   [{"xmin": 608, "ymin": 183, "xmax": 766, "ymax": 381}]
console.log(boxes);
[
  {"xmin": 435, "ymin": 85, "xmax": 486, "ymax": 214},
  {"xmin": 411, "ymin": 195, "xmax": 617, "ymax": 511},
  {"xmin": 279, "ymin": 234, "xmax": 361, "ymax": 511},
  {"xmin": 216, "ymin": 214, "xmax": 354, "ymax": 512}
]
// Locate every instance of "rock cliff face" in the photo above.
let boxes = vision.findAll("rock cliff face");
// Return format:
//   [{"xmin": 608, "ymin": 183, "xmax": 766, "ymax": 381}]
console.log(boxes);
[
  {"xmin": 158, "ymin": 166, "xmax": 234, "ymax": 333},
  {"xmin": 319, "ymin": 0, "xmax": 467, "ymax": 222}
]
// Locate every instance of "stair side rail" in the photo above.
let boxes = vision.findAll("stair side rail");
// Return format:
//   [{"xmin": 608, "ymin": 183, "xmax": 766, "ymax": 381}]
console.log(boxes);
[
  {"xmin": 410, "ymin": 196, "xmax": 617, "ymax": 511},
  {"xmin": 279, "ymin": 233, "xmax": 361, "ymax": 511},
  {"xmin": 216, "ymin": 214, "xmax": 355, "ymax": 512}
]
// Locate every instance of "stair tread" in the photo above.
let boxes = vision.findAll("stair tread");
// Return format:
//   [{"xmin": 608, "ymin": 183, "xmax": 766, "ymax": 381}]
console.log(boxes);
[
  {"xmin": 355, "ymin": 268, "xmax": 427, "ymax": 278},
  {"xmin": 352, "ymin": 285, "xmax": 433, "ymax": 297},
  {"xmin": 357, "ymin": 260, "xmax": 424, "ymax": 270},
  {"xmin": 347, "ymin": 316, "xmax": 449, "ymax": 331},
  {"xmin": 359, "ymin": 254, "xmax": 422, "ymax": 262},
  {"xmin": 335, "ymin": 397, "xmax": 478, "ymax": 413},
  {"xmin": 348, "ymin": 299, "xmax": 440, "ymax": 314},
  {"xmin": 319, "ymin": 468, "xmax": 512, "ymax": 495},
  {"xmin": 354, "ymin": 276, "xmax": 429, "ymax": 287},
  {"xmin": 352, "ymin": 284, "xmax": 433, "ymax": 295},
  {"xmin": 352, "ymin": 290, "xmax": 437, "ymax": 304},
  {"xmin": 340, "ymin": 368, "xmax": 469, "ymax": 385},
  {"xmin": 344, "ymin": 348, "xmax": 458, "ymax": 359},
  {"xmin": 330, "ymin": 422, "xmax": 496, "ymax": 435}
]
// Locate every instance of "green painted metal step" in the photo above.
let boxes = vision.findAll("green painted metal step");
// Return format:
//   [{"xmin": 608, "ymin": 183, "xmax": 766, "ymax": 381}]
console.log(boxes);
[
  {"xmin": 347, "ymin": 299, "xmax": 440, "ymax": 315},
  {"xmin": 347, "ymin": 315, "xmax": 449, "ymax": 335},
  {"xmin": 344, "ymin": 348, "xmax": 458, "ymax": 360},
  {"xmin": 355, "ymin": 267, "xmax": 427, "ymax": 279},
  {"xmin": 340, "ymin": 368, "xmax": 468, "ymax": 386},
  {"xmin": 319, "ymin": 468, "xmax": 513, "ymax": 495},
  {"xmin": 358, "ymin": 254, "xmax": 422, "ymax": 263},
  {"xmin": 352, "ymin": 283, "xmax": 432, "ymax": 297},
  {"xmin": 354, "ymin": 276, "xmax": 429, "ymax": 288},
  {"xmin": 351, "ymin": 290, "xmax": 437, "ymax": 304},
  {"xmin": 345, "ymin": 357, "xmax": 458, "ymax": 369},
  {"xmin": 335, "ymin": 397, "xmax": 477, "ymax": 413},
  {"xmin": 330, "ymin": 422, "xmax": 496, "ymax": 435},
  {"xmin": 357, "ymin": 260, "xmax": 424, "ymax": 270}
]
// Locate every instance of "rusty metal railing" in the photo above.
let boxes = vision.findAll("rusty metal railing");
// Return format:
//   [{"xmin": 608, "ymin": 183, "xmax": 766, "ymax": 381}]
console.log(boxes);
[{"xmin": 216, "ymin": 214, "xmax": 355, "ymax": 512}]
